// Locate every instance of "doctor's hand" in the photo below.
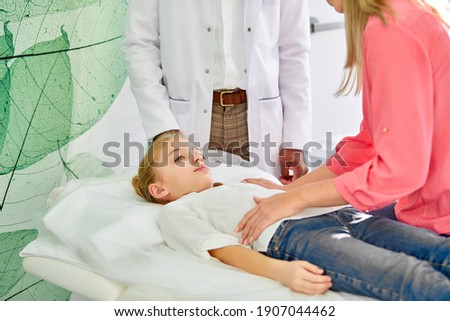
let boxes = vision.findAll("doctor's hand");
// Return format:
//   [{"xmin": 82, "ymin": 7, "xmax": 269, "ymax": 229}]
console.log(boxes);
[
  {"xmin": 279, "ymin": 149, "xmax": 308, "ymax": 184},
  {"xmin": 236, "ymin": 191, "xmax": 304, "ymax": 245}
]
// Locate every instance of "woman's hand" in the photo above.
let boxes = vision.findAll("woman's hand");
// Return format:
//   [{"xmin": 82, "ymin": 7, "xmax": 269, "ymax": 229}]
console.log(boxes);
[
  {"xmin": 241, "ymin": 178, "xmax": 287, "ymax": 191},
  {"xmin": 236, "ymin": 190, "xmax": 304, "ymax": 245},
  {"xmin": 237, "ymin": 179, "xmax": 347, "ymax": 245},
  {"xmin": 275, "ymin": 260, "xmax": 332, "ymax": 295}
]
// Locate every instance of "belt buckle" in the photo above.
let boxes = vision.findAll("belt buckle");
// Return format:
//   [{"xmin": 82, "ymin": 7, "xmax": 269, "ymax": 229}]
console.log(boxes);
[{"xmin": 220, "ymin": 90, "xmax": 235, "ymax": 107}]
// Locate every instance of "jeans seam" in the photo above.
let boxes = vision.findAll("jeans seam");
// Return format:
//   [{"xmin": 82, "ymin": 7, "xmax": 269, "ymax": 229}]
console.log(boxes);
[
  {"xmin": 325, "ymin": 269, "xmax": 401, "ymax": 301},
  {"xmin": 269, "ymin": 220, "xmax": 294, "ymax": 249},
  {"xmin": 430, "ymin": 261, "xmax": 450, "ymax": 271},
  {"xmin": 324, "ymin": 267, "xmax": 401, "ymax": 300}
]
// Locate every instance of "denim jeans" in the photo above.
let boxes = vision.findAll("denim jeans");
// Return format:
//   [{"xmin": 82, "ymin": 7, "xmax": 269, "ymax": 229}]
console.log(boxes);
[
  {"xmin": 267, "ymin": 207, "xmax": 450, "ymax": 300},
  {"xmin": 368, "ymin": 203, "xmax": 397, "ymax": 220}
]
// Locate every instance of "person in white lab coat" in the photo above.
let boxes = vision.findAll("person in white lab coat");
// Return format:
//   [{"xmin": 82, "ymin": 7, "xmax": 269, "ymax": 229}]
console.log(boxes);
[{"xmin": 122, "ymin": 0, "xmax": 313, "ymax": 182}]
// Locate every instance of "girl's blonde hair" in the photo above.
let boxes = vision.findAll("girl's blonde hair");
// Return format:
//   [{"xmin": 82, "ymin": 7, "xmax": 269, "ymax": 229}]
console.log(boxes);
[
  {"xmin": 132, "ymin": 131, "xmax": 180, "ymax": 203},
  {"xmin": 338, "ymin": 0, "xmax": 448, "ymax": 96}
]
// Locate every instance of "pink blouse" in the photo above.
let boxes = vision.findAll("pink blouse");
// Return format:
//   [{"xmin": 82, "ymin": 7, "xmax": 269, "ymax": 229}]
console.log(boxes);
[{"xmin": 328, "ymin": 0, "xmax": 450, "ymax": 234}]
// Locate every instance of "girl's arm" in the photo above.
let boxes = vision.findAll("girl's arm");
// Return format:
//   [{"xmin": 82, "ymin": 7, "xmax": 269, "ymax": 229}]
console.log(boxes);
[{"xmin": 209, "ymin": 245, "xmax": 332, "ymax": 295}]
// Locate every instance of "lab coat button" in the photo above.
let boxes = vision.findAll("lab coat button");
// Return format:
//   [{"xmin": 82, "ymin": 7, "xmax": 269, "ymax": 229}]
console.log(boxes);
[
  {"xmin": 247, "ymin": 27, "xmax": 252, "ymax": 32},
  {"xmin": 205, "ymin": 69, "xmax": 210, "ymax": 74},
  {"xmin": 203, "ymin": 109, "xmax": 208, "ymax": 114},
  {"xmin": 207, "ymin": 27, "xmax": 212, "ymax": 32}
]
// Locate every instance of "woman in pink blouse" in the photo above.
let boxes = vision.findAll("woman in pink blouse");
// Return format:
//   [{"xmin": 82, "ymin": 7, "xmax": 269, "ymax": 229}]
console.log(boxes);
[{"xmin": 237, "ymin": 0, "xmax": 450, "ymax": 242}]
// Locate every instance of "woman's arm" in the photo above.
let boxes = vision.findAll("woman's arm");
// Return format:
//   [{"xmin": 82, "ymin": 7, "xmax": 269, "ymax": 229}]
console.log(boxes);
[
  {"xmin": 209, "ymin": 245, "xmax": 332, "ymax": 295},
  {"xmin": 237, "ymin": 179, "xmax": 347, "ymax": 244}
]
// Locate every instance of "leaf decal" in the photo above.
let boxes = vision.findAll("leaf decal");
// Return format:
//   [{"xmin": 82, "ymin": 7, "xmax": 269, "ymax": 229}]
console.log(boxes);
[
  {"xmin": 63, "ymin": 152, "xmax": 114, "ymax": 180},
  {"xmin": 1, "ymin": 27, "xmax": 73, "ymax": 175},
  {"xmin": 0, "ymin": 1, "xmax": 100, "ymax": 24},
  {"xmin": 4, "ymin": 276, "xmax": 71, "ymax": 301},
  {"xmin": 0, "ymin": 0, "xmax": 127, "ymax": 195},
  {"xmin": 0, "ymin": 229, "xmax": 71, "ymax": 301},
  {"xmin": 0, "ymin": 21, "xmax": 13, "ymax": 155},
  {"xmin": 0, "ymin": 229, "xmax": 37, "ymax": 297},
  {"xmin": 0, "ymin": 0, "xmax": 128, "ymax": 301},
  {"xmin": 0, "ymin": 151, "xmax": 66, "ymax": 227}
]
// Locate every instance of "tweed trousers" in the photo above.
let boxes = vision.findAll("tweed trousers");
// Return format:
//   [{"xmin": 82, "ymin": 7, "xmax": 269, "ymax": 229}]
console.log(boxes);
[{"xmin": 208, "ymin": 102, "xmax": 249, "ymax": 161}]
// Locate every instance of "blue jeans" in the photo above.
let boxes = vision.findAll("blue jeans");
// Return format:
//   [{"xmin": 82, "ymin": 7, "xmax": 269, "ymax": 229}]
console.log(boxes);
[
  {"xmin": 267, "ymin": 207, "xmax": 450, "ymax": 300},
  {"xmin": 368, "ymin": 203, "xmax": 397, "ymax": 220}
]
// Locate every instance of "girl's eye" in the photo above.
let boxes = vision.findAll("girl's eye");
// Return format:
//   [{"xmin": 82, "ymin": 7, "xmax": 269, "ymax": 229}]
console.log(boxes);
[{"xmin": 174, "ymin": 155, "xmax": 185, "ymax": 163}]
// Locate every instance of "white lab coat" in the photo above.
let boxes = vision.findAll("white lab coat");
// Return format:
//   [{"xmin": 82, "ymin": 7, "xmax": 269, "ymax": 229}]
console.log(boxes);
[{"xmin": 122, "ymin": 0, "xmax": 312, "ymax": 174}]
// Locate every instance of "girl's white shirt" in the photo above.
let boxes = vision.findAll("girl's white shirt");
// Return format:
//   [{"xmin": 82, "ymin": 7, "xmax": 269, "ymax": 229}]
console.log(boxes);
[{"xmin": 158, "ymin": 182, "xmax": 345, "ymax": 259}]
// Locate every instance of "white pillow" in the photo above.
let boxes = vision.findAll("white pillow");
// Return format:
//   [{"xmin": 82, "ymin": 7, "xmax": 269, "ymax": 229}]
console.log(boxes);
[{"xmin": 42, "ymin": 171, "xmax": 163, "ymax": 260}]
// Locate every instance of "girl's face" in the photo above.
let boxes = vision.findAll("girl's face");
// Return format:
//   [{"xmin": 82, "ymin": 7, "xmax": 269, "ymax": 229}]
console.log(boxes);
[
  {"xmin": 327, "ymin": 0, "xmax": 344, "ymax": 13},
  {"xmin": 151, "ymin": 136, "xmax": 214, "ymax": 202}
]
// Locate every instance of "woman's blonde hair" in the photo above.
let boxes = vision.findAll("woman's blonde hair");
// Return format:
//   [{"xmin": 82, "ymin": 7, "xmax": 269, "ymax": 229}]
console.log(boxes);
[
  {"xmin": 132, "ymin": 130, "xmax": 180, "ymax": 203},
  {"xmin": 338, "ymin": 0, "xmax": 448, "ymax": 96},
  {"xmin": 338, "ymin": 0, "xmax": 394, "ymax": 96}
]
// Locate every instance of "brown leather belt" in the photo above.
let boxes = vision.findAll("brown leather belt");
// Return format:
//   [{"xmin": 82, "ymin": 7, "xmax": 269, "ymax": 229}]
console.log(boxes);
[{"xmin": 213, "ymin": 89, "xmax": 247, "ymax": 107}]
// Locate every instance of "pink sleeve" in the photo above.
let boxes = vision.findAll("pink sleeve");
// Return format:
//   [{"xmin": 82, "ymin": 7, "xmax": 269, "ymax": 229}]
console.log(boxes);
[
  {"xmin": 327, "ymin": 120, "xmax": 375, "ymax": 176},
  {"xmin": 333, "ymin": 21, "xmax": 434, "ymax": 211}
]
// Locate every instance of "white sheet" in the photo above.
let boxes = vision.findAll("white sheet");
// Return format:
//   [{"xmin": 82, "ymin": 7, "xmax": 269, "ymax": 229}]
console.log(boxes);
[{"xmin": 21, "ymin": 159, "xmax": 370, "ymax": 301}]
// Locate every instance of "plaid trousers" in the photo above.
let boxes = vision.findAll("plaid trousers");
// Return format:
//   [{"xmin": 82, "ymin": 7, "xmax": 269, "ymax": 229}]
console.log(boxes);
[{"xmin": 208, "ymin": 102, "xmax": 250, "ymax": 161}]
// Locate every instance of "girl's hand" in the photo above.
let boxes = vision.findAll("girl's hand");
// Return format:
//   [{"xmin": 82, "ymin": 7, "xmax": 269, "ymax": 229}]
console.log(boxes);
[
  {"xmin": 236, "ymin": 191, "xmax": 304, "ymax": 245},
  {"xmin": 241, "ymin": 178, "xmax": 287, "ymax": 191},
  {"xmin": 276, "ymin": 260, "xmax": 332, "ymax": 295}
]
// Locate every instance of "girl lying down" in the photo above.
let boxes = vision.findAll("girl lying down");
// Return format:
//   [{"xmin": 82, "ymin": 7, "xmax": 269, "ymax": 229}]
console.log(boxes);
[{"xmin": 132, "ymin": 132, "xmax": 450, "ymax": 300}]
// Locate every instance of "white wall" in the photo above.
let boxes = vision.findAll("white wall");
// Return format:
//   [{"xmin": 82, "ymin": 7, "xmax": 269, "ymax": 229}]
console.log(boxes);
[{"xmin": 308, "ymin": 0, "xmax": 362, "ymax": 153}]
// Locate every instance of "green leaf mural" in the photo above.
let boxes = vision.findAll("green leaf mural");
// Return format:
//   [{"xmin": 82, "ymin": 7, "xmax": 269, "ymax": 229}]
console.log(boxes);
[
  {"xmin": 0, "ymin": 0, "xmax": 128, "ymax": 300},
  {"xmin": 0, "ymin": 22, "xmax": 13, "ymax": 158},
  {"xmin": 62, "ymin": 152, "xmax": 114, "ymax": 180},
  {"xmin": 0, "ymin": 229, "xmax": 39, "ymax": 299},
  {"xmin": 1, "ymin": 25, "xmax": 73, "ymax": 175},
  {"xmin": 4, "ymin": 271, "xmax": 71, "ymax": 301},
  {"xmin": 0, "ymin": 230, "xmax": 70, "ymax": 301}
]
